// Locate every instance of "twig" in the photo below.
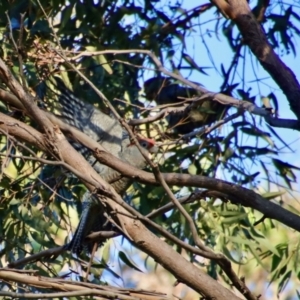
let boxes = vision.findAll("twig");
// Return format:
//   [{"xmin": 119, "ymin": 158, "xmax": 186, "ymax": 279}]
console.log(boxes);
[
  {"xmin": 7, "ymin": 247, "xmax": 65, "ymax": 268},
  {"xmin": 0, "ymin": 50, "xmax": 241, "ymax": 299},
  {"xmin": 2, "ymin": 114, "xmax": 299, "ymax": 235},
  {"xmin": 0, "ymin": 268, "xmax": 167, "ymax": 299}
]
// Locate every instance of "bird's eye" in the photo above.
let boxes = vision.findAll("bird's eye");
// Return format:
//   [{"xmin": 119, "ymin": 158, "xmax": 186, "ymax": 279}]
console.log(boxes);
[{"xmin": 140, "ymin": 141, "xmax": 148, "ymax": 149}]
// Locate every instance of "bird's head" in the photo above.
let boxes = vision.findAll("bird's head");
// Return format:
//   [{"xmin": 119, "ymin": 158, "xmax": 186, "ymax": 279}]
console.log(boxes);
[
  {"xmin": 121, "ymin": 135, "xmax": 158, "ymax": 167},
  {"xmin": 135, "ymin": 136, "xmax": 158, "ymax": 154}
]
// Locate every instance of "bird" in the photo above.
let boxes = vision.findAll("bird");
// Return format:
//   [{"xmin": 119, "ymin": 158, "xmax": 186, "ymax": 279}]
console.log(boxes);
[
  {"xmin": 48, "ymin": 78, "xmax": 157, "ymax": 254},
  {"xmin": 144, "ymin": 76, "xmax": 228, "ymax": 134}
]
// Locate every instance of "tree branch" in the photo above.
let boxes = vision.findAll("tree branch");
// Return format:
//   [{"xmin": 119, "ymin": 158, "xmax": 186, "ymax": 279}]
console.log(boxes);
[
  {"xmin": 0, "ymin": 269, "xmax": 167, "ymax": 300},
  {"xmin": 0, "ymin": 73, "xmax": 241, "ymax": 300},
  {"xmin": 210, "ymin": 0, "xmax": 300, "ymax": 120}
]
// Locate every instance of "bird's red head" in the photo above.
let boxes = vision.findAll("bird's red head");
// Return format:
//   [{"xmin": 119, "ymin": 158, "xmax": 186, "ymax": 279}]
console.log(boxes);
[{"xmin": 128, "ymin": 136, "xmax": 158, "ymax": 153}]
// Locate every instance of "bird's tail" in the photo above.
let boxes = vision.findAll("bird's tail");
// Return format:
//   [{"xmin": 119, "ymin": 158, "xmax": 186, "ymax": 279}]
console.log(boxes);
[{"xmin": 66, "ymin": 192, "xmax": 110, "ymax": 254}]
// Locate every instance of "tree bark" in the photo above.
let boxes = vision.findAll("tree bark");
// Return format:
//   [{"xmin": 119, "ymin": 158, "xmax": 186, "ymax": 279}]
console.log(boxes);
[
  {"xmin": 211, "ymin": 0, "xmax": 300, "ymax": 120},
  {"xmin": 0, "ymin": 114, "xmax": 241, "ymax": 299}
]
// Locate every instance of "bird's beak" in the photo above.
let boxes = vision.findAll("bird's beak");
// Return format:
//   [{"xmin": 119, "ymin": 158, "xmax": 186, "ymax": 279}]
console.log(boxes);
[{"xmin": 149, "ymin": 144, "xmax": 159, "ymax": 154}]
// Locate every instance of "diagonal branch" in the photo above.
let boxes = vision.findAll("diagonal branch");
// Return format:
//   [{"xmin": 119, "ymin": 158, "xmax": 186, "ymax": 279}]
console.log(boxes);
[
  {"xmin": 0, "ymin": 71, "xmax": 241, "ymax": 300},
  {"xmin": 0, "ymin": 269, "xmax": 167, "ymax": 300},
  {"xmin": 210, "ymin": 0, "xmax": 300, "ymax": 120}
]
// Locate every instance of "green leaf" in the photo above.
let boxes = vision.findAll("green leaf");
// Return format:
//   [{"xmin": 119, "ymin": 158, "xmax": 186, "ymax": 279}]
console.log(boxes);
[
  {"xmin": 261, "ymin": 191, "xmax": 286, "ymax": 200},
  {"xmin": 253, "ymin": 237, "xmax": 281, "ymax": 257},
  {"xmin": 220, "ymin": 213, "xmax": 249, "ymax": 225},
  {"xmin": 30, "ymin": 231, "xmax": 53, "ymax": 248},
  {"xmin": 222, "ymin": 245, "xmax": 246, "ymax": 264},
  {"xmin": 9, "ymin": 198, "xmax": 20, "ymax": 205},
  {"xmin": 59, "ymin": 3, "xmax": 75, "ymax": 33},
  {"xmin": 272, "ymin": 158, "xmax": 299, "ymax": 188},
  {"xmin": 278, "ymin": 270, "xmax": 292, "ymax": 294},
  {"xmin": 119, "ymin": 251, "xmax": 143, "ymax": 272}
]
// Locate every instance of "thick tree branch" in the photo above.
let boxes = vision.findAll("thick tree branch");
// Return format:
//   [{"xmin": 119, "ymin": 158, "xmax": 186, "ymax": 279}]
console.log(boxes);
[
  {"xmin": 0, "ymin": 59, "xmax": 56, "ymax": 142},
  {"xmin": 2, "ymin": 93, "xmax": 299, "ymax": 233},
  {"xmin": 1, "ymin": 111, "xmax": 299, "ymax": 235},
  {"xmin": 2, "ymin": 114, "xmax": 249, "ymax": 298},
  {"xmin": 0, "ymin": 91, "xmax": 240, "ymax": 300},
  {"xmin": 264, "ymin": 115, "xmax": 300, "ymax": 130},
  {"xmin": 0, "ymin": 112, "xmax": 291, "ymax": 300},
  {"xmin": 93, "ymin": 150, "xmax": 300, "ymax": 233},
  {"xmin": 211, "ymin": 0, "xmax": 300, "ymax": 120}
]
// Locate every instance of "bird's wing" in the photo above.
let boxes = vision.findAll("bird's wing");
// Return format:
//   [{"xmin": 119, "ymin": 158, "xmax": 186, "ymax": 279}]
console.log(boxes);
[{"xmin": 50, "ymin": 77, "xmax": 123, "ymax": 156}]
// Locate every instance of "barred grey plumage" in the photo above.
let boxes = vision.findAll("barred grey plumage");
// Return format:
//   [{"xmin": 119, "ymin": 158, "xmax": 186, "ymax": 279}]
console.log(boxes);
[
  {"xmin": 67, "ymin": 191, "xmax": 109, "ymax": 253},
  {"xmin": 51, "ymin": 79, "xmax": 157, "ymax": 254}
]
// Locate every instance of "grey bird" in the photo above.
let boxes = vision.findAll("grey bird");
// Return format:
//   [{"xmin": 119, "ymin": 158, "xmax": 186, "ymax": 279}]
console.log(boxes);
[{"xmin": 51, "ymin": 79, "xmax": 157, "ymax": 254}]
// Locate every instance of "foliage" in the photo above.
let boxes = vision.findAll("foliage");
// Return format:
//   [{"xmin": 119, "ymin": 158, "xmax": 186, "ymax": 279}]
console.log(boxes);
[{"xmin": 0, "ymin": 0, "xmax": 300, "ymax": 299}]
